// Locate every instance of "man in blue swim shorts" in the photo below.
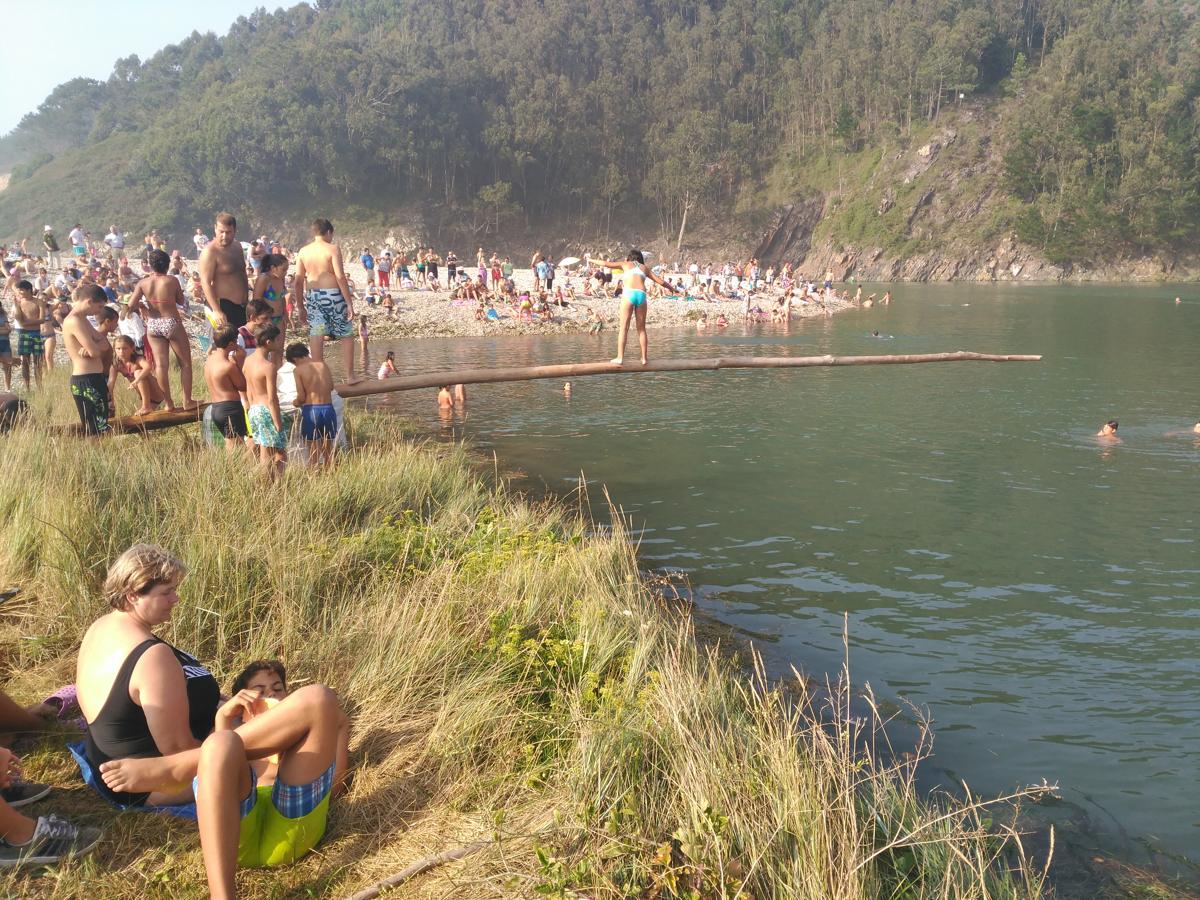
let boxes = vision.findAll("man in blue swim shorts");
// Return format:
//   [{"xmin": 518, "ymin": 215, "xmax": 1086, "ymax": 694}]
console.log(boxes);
[
  {"xmin": 292, "ymin": 218, "xmax": 361, "ymax": 385},
  {"xmin": 285, "ymin": 342, "xmax": 338, "ymax": 467}
]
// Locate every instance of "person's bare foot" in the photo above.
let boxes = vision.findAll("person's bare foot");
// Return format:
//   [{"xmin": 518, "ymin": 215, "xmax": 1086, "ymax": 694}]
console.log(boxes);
[
  {"xmin": 181, "ymin": 399, "xmax": 200, "ymax": 411},
  {"xmin": 133, "ymin": 407, "xmax": 154, "ymax": 417},
  {"xmin": 640, "ymin": 358, "xmax": 648, "ymax": 366},
  {"xmin": 344, "ymin": 375, "xmax": 363, "ymax": 386},
  {"xmin": 610, "ymin": 357, "xmax": 624, "ymax": 365},
  {"xmin": 99, "ymin": 756, "xmax": 172, "ymax": 794}
]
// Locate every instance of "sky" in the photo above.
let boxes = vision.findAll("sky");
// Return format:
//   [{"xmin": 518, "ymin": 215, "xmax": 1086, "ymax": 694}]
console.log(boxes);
[{"xmin": 0, "ymin": 0, "xmax": 279, "ymax": 135}]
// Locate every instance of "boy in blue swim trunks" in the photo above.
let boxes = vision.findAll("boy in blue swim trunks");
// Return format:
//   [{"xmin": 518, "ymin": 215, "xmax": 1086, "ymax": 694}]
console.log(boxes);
[
  {"xmin": 284, "ymin": 342, "xmax": 338, "ymax": 467},
  {"xmin": 243, "ymin": 324, "xmax": 287, "ymax": 477}
]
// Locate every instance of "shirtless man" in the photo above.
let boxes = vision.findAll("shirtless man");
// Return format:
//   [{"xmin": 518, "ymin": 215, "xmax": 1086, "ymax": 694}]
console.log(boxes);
[
  {"xmin": 292, "ymin": 218, "xmax": 359, "ymax": 384},
  {"xmin": 198, "ymin": 212, "xmax": 249, "ymax": 330},
  {"xmin": 63, "ymin": 284, "xmax": 112, "ymax": 435},
  {"xmin": 1096, "ymin": 420, "xmax": 1122, "ymax": 443},
  {"xmin": 12, "ymin": 280, "xmax": 46, "ymax": 390},
  {"xmin": 243, "ymin": 324, "xmax": 286, "ymax": 476},
  {"xmin": 131, "ymin": 250, "xmax": 196, "ymax": 410},
  {"xmin": 285, "ymin": 342, "xmax": 337, "ymax": 466},
  {"xmin": 203, "ymin": 327, "xmax": 249, "ymax": 451}
]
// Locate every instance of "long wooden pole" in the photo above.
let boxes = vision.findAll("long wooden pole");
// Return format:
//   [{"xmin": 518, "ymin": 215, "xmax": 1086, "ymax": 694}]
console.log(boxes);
[
  {"xmin": 335, "ymin": 350, "xmax": 1041, "ymax": 398},
  {"xmin": 65, "ymin": 351, "xmax": 1041, "ymax": 435}
]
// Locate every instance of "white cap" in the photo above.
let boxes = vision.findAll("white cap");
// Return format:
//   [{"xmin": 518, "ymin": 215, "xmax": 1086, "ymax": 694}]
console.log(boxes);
[{"xmin": 44, "ymin": 225, "xmax": 52, "ymax": 232}]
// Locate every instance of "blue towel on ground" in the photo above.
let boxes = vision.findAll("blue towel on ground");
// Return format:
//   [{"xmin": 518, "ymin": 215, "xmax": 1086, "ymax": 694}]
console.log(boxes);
[{"xmin": 67, "ymin": 740, "xmax": 197, "ymax": 820}]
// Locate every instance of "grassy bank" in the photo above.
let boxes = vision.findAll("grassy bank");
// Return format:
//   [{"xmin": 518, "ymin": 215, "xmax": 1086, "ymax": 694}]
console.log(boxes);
[{"xmin": 0, "ymin": 372, "xmax": 1046, "ymax": 897}]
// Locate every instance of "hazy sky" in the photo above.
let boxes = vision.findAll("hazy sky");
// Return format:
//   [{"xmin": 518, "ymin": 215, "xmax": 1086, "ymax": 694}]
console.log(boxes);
[{"xmin": 0, "ymin": 0, "xmax": 279, "ymax": 135}]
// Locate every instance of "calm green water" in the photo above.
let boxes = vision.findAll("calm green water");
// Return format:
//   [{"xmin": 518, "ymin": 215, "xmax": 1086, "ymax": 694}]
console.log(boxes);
[{"xmin": 367, "ymin": 285, "xmax": 1199, "ymax": 867}]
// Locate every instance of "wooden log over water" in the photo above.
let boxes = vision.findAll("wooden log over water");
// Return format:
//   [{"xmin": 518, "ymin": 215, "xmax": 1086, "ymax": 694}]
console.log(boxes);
[
  {"xmin": 58, "ymin": 351, "xmax": 1041, "ymax": 436},
  {"xmin": 335, "ymin": 350, "xmax": 1042, "ymax": 399}
]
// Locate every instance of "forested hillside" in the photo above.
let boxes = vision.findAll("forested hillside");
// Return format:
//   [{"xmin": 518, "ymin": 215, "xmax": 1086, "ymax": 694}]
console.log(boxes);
[{"xmin": 1, "ymin": 0, "xmax": 1197, "ymax": 278}]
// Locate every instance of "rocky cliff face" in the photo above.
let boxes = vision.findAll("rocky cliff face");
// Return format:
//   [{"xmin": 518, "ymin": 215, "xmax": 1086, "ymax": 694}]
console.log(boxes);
[{"xmin": 743, "ymin": 112, "xmax": 1199, "ymax": 283}]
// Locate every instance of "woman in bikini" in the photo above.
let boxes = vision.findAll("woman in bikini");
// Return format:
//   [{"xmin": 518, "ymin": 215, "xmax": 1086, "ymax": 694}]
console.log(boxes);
[
  {"xmin": 129, "ymin": 250, "xmax": 197, "ymax": 410},
  {"xmin": 78, "ymin": 544, "xmax": 347, "ymax": 899},
  {"xmin": 589, "ymin": 250, "xmax": 674, "ymax": 365},
  {"xmin": 110, "ymin": 335, "xmax": 166, "ymax": 415}
]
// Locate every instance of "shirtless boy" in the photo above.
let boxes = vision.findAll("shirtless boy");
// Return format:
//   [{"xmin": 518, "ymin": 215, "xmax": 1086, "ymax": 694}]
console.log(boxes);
[
  {"xmin": 203, "ymin": 327, "xmax": 248, "ymax": 450},
  {"xmin": 1097, "ymin": 420, "xmax": 1122, "ymax": 442},
  {"xmin": 131, "ymin": 249, "xmax": 196, "ymax": 410},
  {"xmin": 244, "ymin": 324, "xmax": 286, "ymax": 476},
  {"xmin": 12, "ymin": 280, "xmax": 46, "ymax": 390},
  {"xmin": 285, "ymin": 342, "xmax": 337, "ymax": 466},
  {"xmin": 63, "ymin": 284, "xmax": 112, "ymax": 435},
  {"xmin": 198, "ymin": 213, "xmax": 250, "ymax": 329},
  {"xmin": 292, "ymin": 219, "xmax": 359, "ymax": 384}
]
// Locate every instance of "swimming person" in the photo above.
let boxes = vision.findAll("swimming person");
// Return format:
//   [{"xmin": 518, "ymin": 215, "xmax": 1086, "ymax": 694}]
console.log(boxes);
[
  {"xmin": 589, "ymin": 250, "xmax": 674, "ymax": 365},
  {"xmin": 1097, "ymin": 420, "xmax": 1122, "ymax": 442}
]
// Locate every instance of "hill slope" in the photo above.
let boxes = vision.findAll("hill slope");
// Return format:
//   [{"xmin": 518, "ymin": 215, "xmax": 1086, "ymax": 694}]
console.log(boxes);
[{"xmin": 1, "ymin": 0, "xmax": 1197, "ymax": 280}]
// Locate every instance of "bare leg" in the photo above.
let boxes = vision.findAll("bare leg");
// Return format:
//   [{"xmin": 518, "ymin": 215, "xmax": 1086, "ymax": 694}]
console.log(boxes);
[
  {"xmin": 42, "ymin": 337, "xmax": 55, "ymax": 371},
  {"xmin": 342, "ymin": 337, "xmax": 360, "ymax": 385},
  {"xmin": 33, "ymin": 357, "xmax": 43, "ymax": 391},
  {"xmin": 611, "ymin": 302, "xmax": 633, "ymax": 364},
  {"xmin": 196, "ymin": 731, "xmax": 252, "ymax": 900},
  {"xmin": 0, "ymin": 797, "xmax": 35, "ymax": 844},
  {"xmin": 1, "ymin": 362, "xmax": 10, "ymax": 391},
  {"xmin": 309, "ymin": 333, "xmax": 325, "ymax": 363},
  {"xmin": 635, "ymin": 304, "xmax": 648, "ymax": 365},
  {"xmin": 0, "ymin": 687, "xmax": 50, "ymax": 732},
  {"xmin": 20, "ymin": 358, "xmax": 30, "ymax": 391},
  {"xmin": 148, "ymin": 334, "xmax": 176, "ymax": 409},
  {"xmin": 170, "ymin": 327, "xmax": 197, "ymax": 408}
]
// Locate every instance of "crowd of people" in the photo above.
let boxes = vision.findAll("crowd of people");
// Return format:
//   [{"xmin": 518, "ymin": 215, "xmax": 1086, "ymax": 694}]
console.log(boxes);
[
  {"xmin": 0, "ymin": 214, "xmax": 888, "ymax": 441},
  {"xmin": 0, "ymin": 542, "xmax": 349, "ymax": 898}
]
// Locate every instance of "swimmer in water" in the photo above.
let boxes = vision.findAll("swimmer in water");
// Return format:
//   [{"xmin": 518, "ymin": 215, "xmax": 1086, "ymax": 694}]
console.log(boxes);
[
  {"xmin": 563, "ymin": 381, "xmax": 572, "ymax": 397},
  {"xmin": 1096, "ymin": 420, "xmax": 1122, "ymax": 442},
  {"xmin": 871, "ymin": 330, "xmax": 880, "ymax": 338}
]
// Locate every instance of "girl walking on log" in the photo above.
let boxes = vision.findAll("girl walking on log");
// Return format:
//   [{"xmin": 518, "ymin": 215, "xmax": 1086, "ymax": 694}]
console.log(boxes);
[{"xmin": 590, "ymin": 250, "xmax": 673, "ymax": 365}]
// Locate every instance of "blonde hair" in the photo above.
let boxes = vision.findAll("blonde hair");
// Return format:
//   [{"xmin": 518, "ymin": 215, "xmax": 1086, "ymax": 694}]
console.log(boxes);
[{"xmin": 102, "ymin": 544, "xmax": 188, "ymax": 610}]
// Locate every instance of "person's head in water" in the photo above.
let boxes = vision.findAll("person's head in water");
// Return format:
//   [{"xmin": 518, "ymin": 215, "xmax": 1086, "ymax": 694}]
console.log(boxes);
[
  {"xmin": 230, "ymin": 659, "xmax": 288, "ymax": 700},
  {"xmin": 148, "ymin": 249, "xmax": 170, "ymax": 275},
  {"xmin": 626, "ymin": 250, "xmax": 644, "ymax": 266},
  {"xmin": 871, "ymin": 330, "xmax": 880, "ymax": 337},
  {"xmin": 1098, "ymin": 420, "xmax": 1119, "ymax": 437},
  {"xmin": 311, "ymin": 218, "xmax": 334, "ymax": 239},
  {"xmin": 1193, "ymin": 422, "xmax": 1200, "ymax": 435}
]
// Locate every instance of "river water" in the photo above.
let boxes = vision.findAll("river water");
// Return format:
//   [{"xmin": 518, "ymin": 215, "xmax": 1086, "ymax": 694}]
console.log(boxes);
[{"xmin": 365, "ymin": 285, "xmax": 1199, "ymax": 868}]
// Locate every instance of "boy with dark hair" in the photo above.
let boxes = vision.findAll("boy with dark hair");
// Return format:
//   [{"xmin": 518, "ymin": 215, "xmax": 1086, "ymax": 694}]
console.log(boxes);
[
  {"xmin": 284, "ymin": 342, "xmax": 336, "ymax": 466},
  {"xmin": 12, "ymin": 281, "xmax": 45, "ymax": 391},
  {"xmin": 204, "ymin": 326, "xmax": 248, "ymax": 450},
  {"xmin": 62, "ymin": 285, "xmax": 112, "ymax": 435}
]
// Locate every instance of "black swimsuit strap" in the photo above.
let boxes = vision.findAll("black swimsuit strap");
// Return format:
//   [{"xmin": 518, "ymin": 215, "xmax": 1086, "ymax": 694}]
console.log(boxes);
[{"xmin": 90, "ymin": 636, "xmax": 161, "ymax": 722}]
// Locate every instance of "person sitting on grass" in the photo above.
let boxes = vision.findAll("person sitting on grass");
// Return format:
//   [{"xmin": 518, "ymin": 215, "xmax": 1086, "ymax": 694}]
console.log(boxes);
[{"xmin": 78, "ymin": 544, "xmax": 347, "ymax": 899}]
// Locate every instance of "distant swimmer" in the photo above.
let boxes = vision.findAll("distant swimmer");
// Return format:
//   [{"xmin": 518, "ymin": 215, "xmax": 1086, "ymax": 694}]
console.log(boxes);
[
  {"xmin": 563, "ymin": 381, "xmax": 572, "ymax": 397},
  {"xmin": 1096, "ymin": 420, "xmax": 1122, "ymax": 442},
  {"xmin": 1163, "ymin": 422, "xmax": 1200, "ymax": 437},
  {"xmin": 1176, "ymin": 297, "xmax": 1182, "ymax": 305}
]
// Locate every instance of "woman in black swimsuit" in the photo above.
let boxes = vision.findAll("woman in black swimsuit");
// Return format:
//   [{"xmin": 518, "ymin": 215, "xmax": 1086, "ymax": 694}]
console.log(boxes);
[{"xmin": 76, "ymin": 544, "xmax": 348, "ymax": 895}]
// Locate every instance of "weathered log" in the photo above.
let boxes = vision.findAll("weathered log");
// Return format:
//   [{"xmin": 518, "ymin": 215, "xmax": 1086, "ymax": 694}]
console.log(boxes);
[
  {"xmin": 53, "ymin": 351, "xmax": 1041, "ymax": 435},
  {"xmin": 334, "ymin": 350, "xmax": 1041, "ymax": 398}
]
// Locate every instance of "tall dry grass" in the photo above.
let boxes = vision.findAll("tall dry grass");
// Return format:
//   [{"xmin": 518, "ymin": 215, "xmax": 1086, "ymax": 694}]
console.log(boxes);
[{"xmin": 0, "ymin": 369, "xmax": 1049, "ymax": 897}]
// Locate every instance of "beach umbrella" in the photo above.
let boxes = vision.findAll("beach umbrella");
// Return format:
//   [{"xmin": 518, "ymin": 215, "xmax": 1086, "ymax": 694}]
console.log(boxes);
[{"xmin": 559, "ymin": 256, "xmax": 582, "ymax": 268}]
